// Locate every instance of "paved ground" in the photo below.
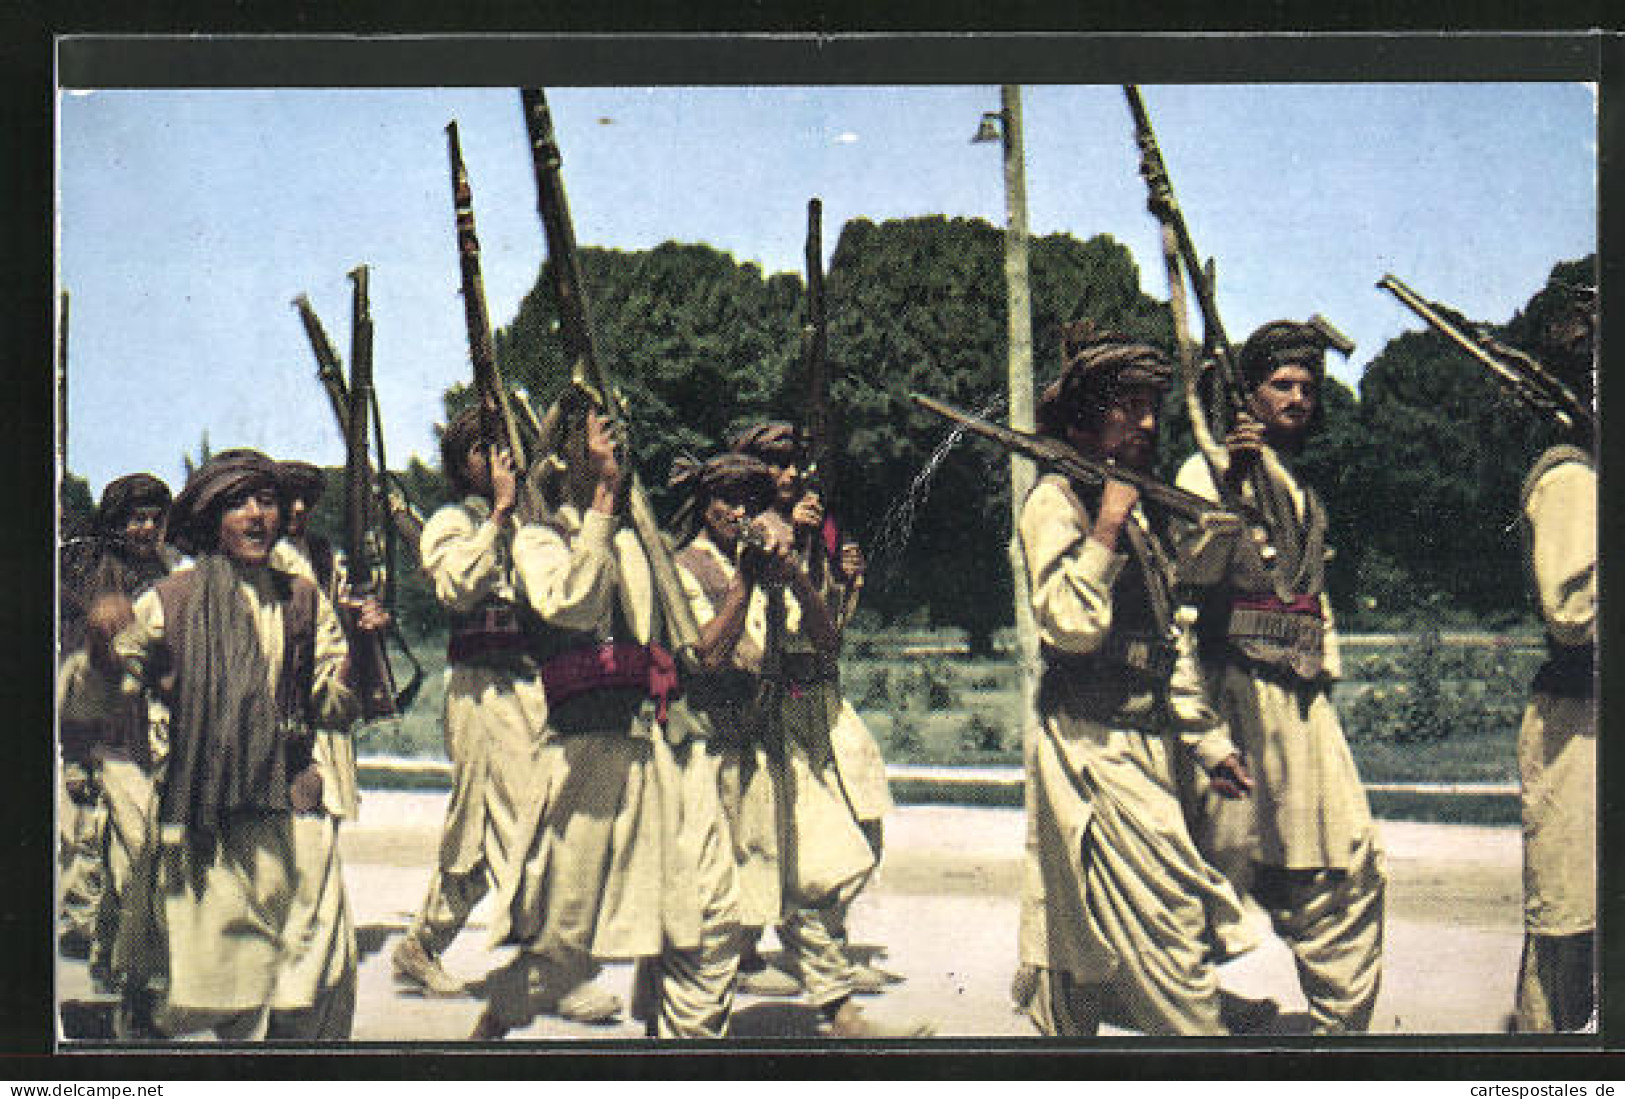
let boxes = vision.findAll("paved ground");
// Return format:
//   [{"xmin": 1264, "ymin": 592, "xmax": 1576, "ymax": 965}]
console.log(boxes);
[{"xmin": 58, "ymin": 793, "xmax": 1524, "ymax": 1043}]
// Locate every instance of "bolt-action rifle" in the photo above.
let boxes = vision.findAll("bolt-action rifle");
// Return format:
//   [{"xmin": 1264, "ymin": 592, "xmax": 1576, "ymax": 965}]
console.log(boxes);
[
  {"xmin": 1377, "ymin": 273, "xmax": 1593, "ymax": 441},
  {"xmin": 1124, "ymin": 86, "xmax": 1351, "ymax": 597},
  {"xmin": 519, "ymin": 87, "xmax": 705, "ymax": 662}
]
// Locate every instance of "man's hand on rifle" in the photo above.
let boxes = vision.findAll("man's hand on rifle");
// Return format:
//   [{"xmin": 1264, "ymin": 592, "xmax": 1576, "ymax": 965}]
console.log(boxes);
[
  {"xmin": 839, "ymin": 541, "xmax": 866, "ymax": 584},
  {"xmin": 585, "ymin": 411, "xmax": 623, "ymax": 516},
  {"xmin": 743, "ymin": 509, "xmax": 797, "ymax": 584},
  {"xmin": 791, "ymin": 491, "xmax": 824, "ymax": 534},
  {"xmin": 1208, "ymin": 753, "xmax": 1255, "ymax": 800},
  {"xmin": 338, "ymin": 590, "xmax": 392, "ymax": 635},
  {"xmin": 1090, "ymin": 478, "xmax": 1141, "ymax": 554},
  {"xmin": 489, "ymin": 446, "xmax": 519, "ymax": 524},
  {"xmin": 1222, "ymin": 412, "xmax": 1266, "ymax": 487}
]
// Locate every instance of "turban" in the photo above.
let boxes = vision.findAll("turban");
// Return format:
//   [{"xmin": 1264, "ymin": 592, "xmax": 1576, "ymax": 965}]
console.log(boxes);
[
  {"xmin": 1037, "ymin": 328, "xmax": 1173, "ymax": 438},
  {"xmin": 667, "ymin": 452, "xmax": 776, "ymax": 549},
  {"xmin": 669, "ymin": 452, "xmax": 776, "ymax": 508},
  {"xmin": 277, "ymin": 460, "xmax": 326, "ymax": 504},
  {"xmin": 730, "ymin": 422, "xmax": 804, "ymax": 466},
  {"xmin": 169, "ymin": 449, "xmax": 283, "ymax": 556},
  {"xmin": 94, "ymin": 473, "xmax": 171, "ymax": 535},
  {"xmin": 1238, "ymin": 321, "xmax": 1329, "ymax": 391}
]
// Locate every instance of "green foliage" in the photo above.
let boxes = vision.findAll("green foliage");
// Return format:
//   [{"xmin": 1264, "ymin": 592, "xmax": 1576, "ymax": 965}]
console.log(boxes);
[
  {"xmin": 445, "ymin": 212, "xmax": 1587, "ymax": 641},
  {"xmin": 1340, "ymin": 631, "xmax": 1537, "ymax": 749},
  {"xmin": 829, "ymin": 217, "xmax": 1174, "ymax": 648},
  {"xmin": 492, "ymin": 242, "xmax": 803, "ymax": 517},
  {"xmin": 960, "ymin": 711, "xmax": 1005, "ymax": 755},
  {"xmin": 60, "ymin": 471, "xmax": 93, "ymax": 539}
]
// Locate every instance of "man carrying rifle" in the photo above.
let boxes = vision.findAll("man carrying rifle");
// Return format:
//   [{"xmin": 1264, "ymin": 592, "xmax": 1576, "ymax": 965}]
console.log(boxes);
[
  {"xmin": 1013, "ymin": 332, "xmax": 1256, "ymax": 1037},
  {"xmin": 60, "ymin": 450, "xmax": 376, "ymax": 1040},
  {"xmin": 1174, "ymin": 320, "xmax": 1385, "ymax": 1035},
  {"xmin": 264, "ymin": 460, "xmax": 364, "ymax": 1038},
  {"xmin": 458, "ymin": 393, "xmax": 745, "ymax": 1039},
  {"xmin": 1509, "ymin": 286, "xmax": 1595, "ymax": 1033},
  {"xmin": 671, "ymin": 446, "xmax": 931, "ymax": 1038},
  {"xmin": 728, "ymin": 424, "xmax": 899, "ymax": 996},
  {"xmin": 391, "ymin": 406, "xmax": 621, "ymax": 1026},
  {"xmin": 57, "ymin": 473, "xmax": 180, "ymax": 1006}
]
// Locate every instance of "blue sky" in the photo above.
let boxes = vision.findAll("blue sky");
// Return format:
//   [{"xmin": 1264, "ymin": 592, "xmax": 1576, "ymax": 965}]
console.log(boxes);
[{"xmin": 58, "ymin": 83, "xmax": 1595, "ymax": 496}]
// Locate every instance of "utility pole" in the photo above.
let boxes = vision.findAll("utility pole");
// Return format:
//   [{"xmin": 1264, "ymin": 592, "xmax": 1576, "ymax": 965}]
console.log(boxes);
[{"xmin": 977, "ymin": 85, "xmax": 1040, "ymax": 743}]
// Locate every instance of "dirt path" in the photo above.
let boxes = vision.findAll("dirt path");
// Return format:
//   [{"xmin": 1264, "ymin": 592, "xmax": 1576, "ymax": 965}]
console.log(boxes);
[{"xmin": 58, "ymin": 795, "xmax": 1526, "ymax": 1043}]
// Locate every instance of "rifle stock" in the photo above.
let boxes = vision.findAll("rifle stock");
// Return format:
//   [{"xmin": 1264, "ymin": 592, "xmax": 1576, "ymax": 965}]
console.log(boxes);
[{"xmin": 519, "ymin": 87, "xmax": 703, "ymax": 658}]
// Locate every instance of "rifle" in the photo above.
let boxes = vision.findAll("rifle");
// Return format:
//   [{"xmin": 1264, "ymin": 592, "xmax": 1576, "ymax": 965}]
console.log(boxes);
[
  {"xmin": 445, "ymin": 122, "xmax": 531, "ymax": 479},
  {"xmin": 1377, "ymin": 273, "xmax": 1593, "ymax": 439},
  {"xmin": 912, "ymin": 393, "xmax": 1242, "ymax": 530},
  {"xmin": 291, "ymin": 284, "xmax": 424, "ymax": 713},
  {"xmin": 801, "ymin": 197, "xmax": 831, "ymax": 584},
  {"xmin": 292, "ymin": 294, "xmax": 427, "ymax": 550},
  {"xmin": 1124, "ymin": 85, "xmax": 1327, "ymax": 594},
  {"xmin": 342, "ymin": 266, "xmax": 404, "ymax": 718},
  {"xmin": 519, "ymin": 87, "xmax": 705, "ymax": 661}
]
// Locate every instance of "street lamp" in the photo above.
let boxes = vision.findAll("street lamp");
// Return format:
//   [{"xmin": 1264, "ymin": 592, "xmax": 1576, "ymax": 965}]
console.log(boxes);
[{"xmin": 974, "ymin": 87, "xmax": 1040, "ymax": 748}]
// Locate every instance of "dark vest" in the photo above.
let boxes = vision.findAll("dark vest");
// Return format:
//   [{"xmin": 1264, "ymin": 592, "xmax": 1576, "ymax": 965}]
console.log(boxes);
[
  {"xmin": 58, "ymin": 545, "xmax": 174, "ymax": 767},
  {"xmin": 1036, "ymin": 476, "xmax": 1180, "ymax": 733},
  {"xmin": 1520, "ymin": 445, "xmax": 1596, "ymax": 699},
  {"xmin": 154, "ymin": 565, "xmax": 320, "ymax": 771}
]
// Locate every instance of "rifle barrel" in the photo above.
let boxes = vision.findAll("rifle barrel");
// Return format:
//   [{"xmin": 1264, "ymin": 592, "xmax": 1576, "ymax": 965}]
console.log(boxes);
[
  {"xmin": 1377, "ymin": 274, "xmax": 1587, "ymax": 435},
  {"xmin": 520, "ymin": 86, "xmax": 704, "ymax": 655},
  {"xmin": 446, "ymin": 121, "xmax": 528, "ymax": 470}
]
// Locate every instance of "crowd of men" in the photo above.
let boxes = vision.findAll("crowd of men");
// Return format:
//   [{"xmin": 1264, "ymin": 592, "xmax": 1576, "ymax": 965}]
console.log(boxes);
[{"xmin": 56, "ymin": 302, "xmax": 1595, "ymax": 1041}]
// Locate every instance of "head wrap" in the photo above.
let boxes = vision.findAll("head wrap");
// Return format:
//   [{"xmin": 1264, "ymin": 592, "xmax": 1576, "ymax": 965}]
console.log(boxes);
[
  {"xmin": 730, "ymin": 422, "xmax": 804, "ymax": 467},
  {"xmin": 277, "ymin": 460, "xmax": 326, "ymax": 505},
  {"xmin": 169, "ymin": 449, "xmax": 284, "ymax": 557},
  {"xmin": 1238, "ymin": 321, "xmax": 1329, "ymax": 391},
  {"xmin": 667, "ymin": 452, "xmax": 776, "ymax": 548},
  {"xmin": 94, "ymin": 473, "xmax": 171, "ymax": 535},
  {"xmin": 1037, "ymin": 327, "xmax": 1173, "ymax": 438},
  {"xmin": 439, "ymin": 405, "xmax": 488, "ymax": 498},
  {"xmin": 670, "ymin": 453, "xmax": 776, "ymax": 507}
]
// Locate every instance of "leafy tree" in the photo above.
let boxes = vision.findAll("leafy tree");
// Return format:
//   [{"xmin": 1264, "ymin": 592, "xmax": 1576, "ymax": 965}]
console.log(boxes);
[
  {"xmin": 1348, "ymin": 255, "xmax": 1592, "ymax": 627},
  {"xmin": 60, "ymin": 471, "xmax": 93, "ymax": 540},
  {"xmin": 491, "ymin": 242, "xmax": 803, "ymax": 516},
  {"xmin": 827, "ymin": 217, "xmax": 1178, "ymax": 650}
]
